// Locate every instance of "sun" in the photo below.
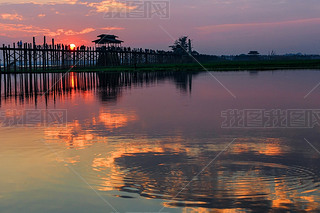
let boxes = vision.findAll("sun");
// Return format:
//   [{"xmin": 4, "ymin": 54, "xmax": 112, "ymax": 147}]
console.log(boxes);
[{"xmin": 70, "ymin": 44, "xmax": 76, "ymax": 50}]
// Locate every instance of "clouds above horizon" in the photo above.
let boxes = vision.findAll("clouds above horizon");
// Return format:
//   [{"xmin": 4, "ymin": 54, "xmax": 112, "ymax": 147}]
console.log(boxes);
[
  {"xmin": 0, "ymin": 0, "xmax": 319, "ymax": 54},
  {"xmin": 1, "ymin": 12, "xmax": 23, "ymax": 20},
  {"xmin": 0, "ymin": 22, "xmax": 97, "ymax": 37}
]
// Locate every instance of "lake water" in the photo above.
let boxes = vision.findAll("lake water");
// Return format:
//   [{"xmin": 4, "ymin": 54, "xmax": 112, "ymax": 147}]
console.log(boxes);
[{"xmin": 0, "ymin": 70, "xmax": 320, "ymax": 212}]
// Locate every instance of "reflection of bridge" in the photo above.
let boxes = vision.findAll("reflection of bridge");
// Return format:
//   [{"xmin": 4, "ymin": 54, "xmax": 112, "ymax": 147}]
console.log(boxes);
[{"xmin": 0, "ymin": 71, "xmax": 198, "ymax": 107}]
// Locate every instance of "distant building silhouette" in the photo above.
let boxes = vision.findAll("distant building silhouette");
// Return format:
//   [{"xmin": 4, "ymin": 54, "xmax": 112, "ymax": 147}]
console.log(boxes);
[{"xmin": 248, "ymin": 51, "xmax": 260, "ymax": 55}]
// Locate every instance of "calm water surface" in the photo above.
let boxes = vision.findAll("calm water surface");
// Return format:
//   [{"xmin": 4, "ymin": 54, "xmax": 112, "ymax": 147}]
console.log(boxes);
[{"xmin": 0, "ymin": 70, "xmax": 320, "ymax": 212}]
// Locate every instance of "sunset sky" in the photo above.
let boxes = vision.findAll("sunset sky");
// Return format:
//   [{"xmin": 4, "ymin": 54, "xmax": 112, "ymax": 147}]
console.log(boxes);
[{"xmin": 0, "ymin": 0, "xmax": 319, "ymax": 55}]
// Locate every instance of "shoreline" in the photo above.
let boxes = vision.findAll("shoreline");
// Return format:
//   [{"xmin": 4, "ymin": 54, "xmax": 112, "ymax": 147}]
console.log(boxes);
[{"xmin": 0, "ymin": 59, "xmax": 319, "ymax": 73}]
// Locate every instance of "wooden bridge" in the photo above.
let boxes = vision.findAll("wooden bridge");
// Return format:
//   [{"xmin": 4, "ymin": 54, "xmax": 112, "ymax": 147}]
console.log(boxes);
[{"xmin": 0, "ymin": 36, "xmax": 193, "ymax": 73}]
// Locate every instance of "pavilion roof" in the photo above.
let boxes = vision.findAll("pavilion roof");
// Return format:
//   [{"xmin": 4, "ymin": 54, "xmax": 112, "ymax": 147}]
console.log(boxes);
[{"xmin": 92, "ymin": 34, "xmax": 123, "ymax": 44}]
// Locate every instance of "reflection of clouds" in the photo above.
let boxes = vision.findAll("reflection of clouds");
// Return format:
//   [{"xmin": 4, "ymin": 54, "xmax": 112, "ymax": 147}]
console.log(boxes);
[
  {"xmin": 2, "ymin": 71, "xmax": 320, "ymax": 211},
  {"xmin": 92, "ymin": 157, "xmax": 114, "ymax": 171},
  {"xmin": 45, "ymin": 120, "xmax": 100, "ymax": 149},
  {"xmin": 91, "ymin": 136, "xmax": 191, "ymax": 193},
  {"xmin": 4, "ymin": 109, "xmax": 23, "ymax": 117},
  {"xmin": 181, "ymin": 207, "xmax": 242, "ymax": 213},
  {"xmin": 88, "ymin": 136, "xmax": 320, "ymax": 211},
  {"xmin": 56, "ymin": 155, "xmax": 80, "ymax": 165},
  {"xmin": 271, "ymin": 180, "xmax": 320, "ymax": 211},
  {"xmin": 299, "ymin": 195, "xmax": 319, "ymax": 211},
  {"xmin": 97, "ymin": 109, "xmax": 137, "ymax": 130},
  {"xmin": 44, "ymin": 109, "xmax": 138, "ymax": 148},
  {"xmin": 231, "ymin": 137, "xmax": 290, "ymax": 156},
  {"xmin": 92, "ymin": 138, "xmax": 190, "ymax": 173}
]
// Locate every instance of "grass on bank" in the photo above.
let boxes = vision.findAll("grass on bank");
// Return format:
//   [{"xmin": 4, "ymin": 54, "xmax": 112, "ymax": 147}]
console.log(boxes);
[
  {"xmin": 2, "ymin": 59, "xmax": 320, "ymax": 73},
  {"xmin": 60, "ymin": 59, "xmax": 320, "ymax": 72}
]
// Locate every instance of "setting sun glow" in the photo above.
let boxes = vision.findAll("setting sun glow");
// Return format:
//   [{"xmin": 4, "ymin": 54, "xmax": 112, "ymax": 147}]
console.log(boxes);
[{"xmin": 70, "ymin": 44, "xmax": 76, "ymax": 50}]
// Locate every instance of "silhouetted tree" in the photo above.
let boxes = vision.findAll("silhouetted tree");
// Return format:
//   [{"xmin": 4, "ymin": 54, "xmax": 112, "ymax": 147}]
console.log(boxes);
[{"xmin": 170, "ymin": 36, "xmax": 190, "ymax": 55}]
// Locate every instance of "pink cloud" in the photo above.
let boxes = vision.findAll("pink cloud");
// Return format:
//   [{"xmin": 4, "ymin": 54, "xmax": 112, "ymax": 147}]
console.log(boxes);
[
  {"xmin": 100, "ymin": 27, "xmax": 124, "ymax": 31},
  {"xmin": 87, "ymin": 0, "xmax": 136, "ymax": 13},
  {"xmin": 0, "ymin": 22, "xmax": 95, "ymax": 37},
  {"xmin": 64, "ymin": 27, "xmax": 95, "ymax": 35},
  {"xmin": 1, "ymin": 13, "xmax": 23, "ymax": 21}
]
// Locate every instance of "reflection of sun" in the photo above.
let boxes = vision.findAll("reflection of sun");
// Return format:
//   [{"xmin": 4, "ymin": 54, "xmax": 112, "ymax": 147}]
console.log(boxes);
[{"xmin": 70, "ymin": 72, "xmax": 75, "ymax": 88}]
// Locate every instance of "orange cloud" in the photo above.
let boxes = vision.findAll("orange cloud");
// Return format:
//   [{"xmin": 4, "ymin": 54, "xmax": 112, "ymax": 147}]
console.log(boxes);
[
  {"xmin": 4, "ymin": 0, "xmax": 79, "ymax": 5},
  {"xmin": 0, "ymin": 23, "xmax": 53, "ymax": 36},
  {"xmin": 0, "ymin": 22, "xmax": 95, "ymax": 37},
  {"xmin": 1, "ymin": 13, "xmax": 23, "ymax": 21},
  {"xmin": 87, "ymin": 0, "xmax": 136, "ymax": 13},
  {"xmin": 64, "ymin": 0, "xmax": 78, "ymax": 5},
  {"xmin": 100, "ymin": 27, "xmax": 124, "ymax": 31},
  {"xmin": 38, "ymin": 14, "xmax": 46, "ymax": 17},
  {"xmin": 0, "ymin": 0, "xmax": 134, "ymax": 15},
  {"xmin": 64, "ymin": 28, "xmax": 95, "ymax": 35}
]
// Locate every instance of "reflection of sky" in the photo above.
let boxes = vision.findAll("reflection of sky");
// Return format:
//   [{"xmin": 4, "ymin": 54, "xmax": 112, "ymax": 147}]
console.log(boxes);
[
  {"xmin": 1, "ymin": 71, "xmax": 320, "ymax": 212},
  {"xmin": 0, "ymin": 0, "xmax": 320, "ymax": 54}
]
